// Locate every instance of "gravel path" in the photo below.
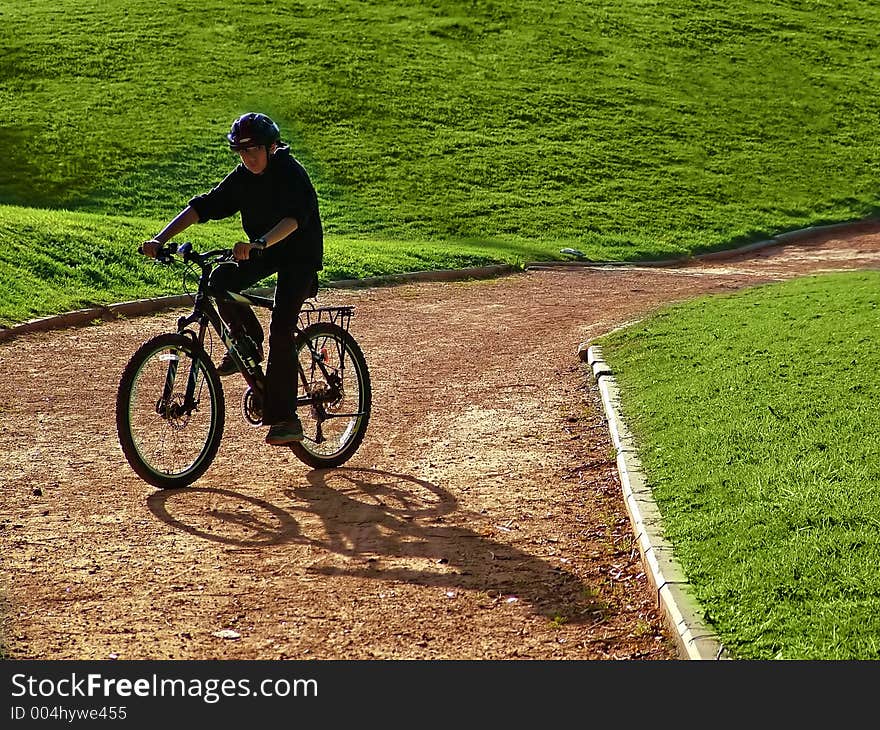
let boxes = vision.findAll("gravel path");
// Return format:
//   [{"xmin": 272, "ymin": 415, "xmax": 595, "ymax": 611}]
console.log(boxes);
[{"xmin": 2, "ymin": 221, "xmax": 878, "ymax": 660}]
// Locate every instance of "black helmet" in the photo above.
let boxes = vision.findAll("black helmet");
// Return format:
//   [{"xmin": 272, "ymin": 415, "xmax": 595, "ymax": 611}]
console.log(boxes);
[{"xmin": 227, "ymin": 112, "xmax": 281, "ymax": 150}]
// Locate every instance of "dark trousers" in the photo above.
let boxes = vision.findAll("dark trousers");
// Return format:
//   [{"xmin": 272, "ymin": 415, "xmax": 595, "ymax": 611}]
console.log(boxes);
[{"xmin": 209, "ymin": 255, "xmax": 318, "ymax": 425}]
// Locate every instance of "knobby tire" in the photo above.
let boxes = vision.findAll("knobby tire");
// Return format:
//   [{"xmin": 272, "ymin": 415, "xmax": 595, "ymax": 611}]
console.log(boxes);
[
  {"xmin": 116, "ymin": 333, "xmax": 225, "ymax": 489},
  {"xmin": 289, "ymin": 322, "xmax": 372, "ymax": 468}
]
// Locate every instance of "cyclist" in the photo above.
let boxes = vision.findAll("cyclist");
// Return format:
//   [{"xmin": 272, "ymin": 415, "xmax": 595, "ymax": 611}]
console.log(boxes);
[{"xmin": 141, "ymin": 112, "xmax": 323, "ymax": 446}]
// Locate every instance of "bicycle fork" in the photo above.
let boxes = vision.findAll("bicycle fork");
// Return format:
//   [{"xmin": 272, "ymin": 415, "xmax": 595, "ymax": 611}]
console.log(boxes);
[
  {"xmin": 155, "ymin": 350, "xmax": 202, "ymax": 421},
  {"xmin": 156, "ymin": 318, "xmax": 214, "ymax": 421}
]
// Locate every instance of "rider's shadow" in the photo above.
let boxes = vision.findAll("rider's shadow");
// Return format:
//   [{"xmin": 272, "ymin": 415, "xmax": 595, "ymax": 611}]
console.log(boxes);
[{"xmin": 147, "ymin": 467, "xmax": 607, "ymax": 623}]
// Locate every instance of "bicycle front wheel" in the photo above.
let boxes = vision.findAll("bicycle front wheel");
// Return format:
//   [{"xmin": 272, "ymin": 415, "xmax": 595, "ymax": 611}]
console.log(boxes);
[
  {"xmin": 116, "ymin": 333, "xmax": 225, "ymax": 489},
  {"xmin": 290, "ymin": 322, "xmax": 371, "ymax": 468}
]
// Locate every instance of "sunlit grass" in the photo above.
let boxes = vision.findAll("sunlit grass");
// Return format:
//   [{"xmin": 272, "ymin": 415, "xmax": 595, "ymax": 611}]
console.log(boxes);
[
  {"xmin": 597, "ymin": 271, "xmax": 880, "ymax": 659},
  {"xmin": 1, "ymin": 0, "xmax": 877, "ymax": 266}
]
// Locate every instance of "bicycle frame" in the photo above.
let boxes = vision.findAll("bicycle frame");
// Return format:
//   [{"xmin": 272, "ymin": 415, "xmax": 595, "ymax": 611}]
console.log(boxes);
[
  {"xmin": 168, "ymin": 244, "xmax": 352, "ymax": 414},
  {"xmin": 118, "ymin": 241, "xmax": 372, "ymax": 488}
]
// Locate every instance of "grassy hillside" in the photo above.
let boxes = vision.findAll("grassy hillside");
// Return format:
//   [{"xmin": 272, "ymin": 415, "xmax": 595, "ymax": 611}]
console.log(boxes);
[
  {"xmin": 0, "ymin": 204, "xmax": 546, "ymax": 325},
  {"xmin": 2, "ymin": 0, "xmax": 878, "ymax": 255}
]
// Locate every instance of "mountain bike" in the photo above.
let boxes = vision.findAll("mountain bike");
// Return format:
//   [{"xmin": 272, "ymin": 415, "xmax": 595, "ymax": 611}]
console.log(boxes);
[{"xmin": 115, "ymin": 241, "xmax": 372, "ymax": 489}]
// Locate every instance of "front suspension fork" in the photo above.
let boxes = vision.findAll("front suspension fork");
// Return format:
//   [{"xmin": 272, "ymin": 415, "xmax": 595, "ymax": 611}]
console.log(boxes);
[{"xmin": 158, "ymin": 319, "xmax": 210, "ymax": 417}]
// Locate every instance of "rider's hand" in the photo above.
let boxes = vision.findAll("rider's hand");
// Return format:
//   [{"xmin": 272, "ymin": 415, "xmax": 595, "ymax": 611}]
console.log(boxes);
[
  {"xmin": 141, "ymin": 240, "xmax": 163, "ymax": 258},
  {"xmin": 233, "ymin": 241, "xmax": 254, "ymax": 262}
]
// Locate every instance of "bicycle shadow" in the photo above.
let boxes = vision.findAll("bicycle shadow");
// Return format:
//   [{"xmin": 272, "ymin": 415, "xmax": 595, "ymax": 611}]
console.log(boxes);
[
  {"xmin": 146, "ymin": 485, "xmax": 302, "ymax": 547},
  {"xmin": 146, "ymin": 467, "xmax": 607, "ymax": 623},
  {"xmin": 289, "ymin": 467, "xmax": 606, "ymax": 623}
]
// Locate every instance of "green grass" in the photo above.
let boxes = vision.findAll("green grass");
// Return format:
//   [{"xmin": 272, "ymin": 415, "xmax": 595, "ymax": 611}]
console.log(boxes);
[
  {"xmin": 0, "ymin": 204, "xmax": 549, "ymax": 325},
  {"xmin": 596, "ymin": 271, "xmax": 880, "ymax": 659},
  {"xmin": 1, "ymin": 0, "xmax": 879, "ymax": 325}
]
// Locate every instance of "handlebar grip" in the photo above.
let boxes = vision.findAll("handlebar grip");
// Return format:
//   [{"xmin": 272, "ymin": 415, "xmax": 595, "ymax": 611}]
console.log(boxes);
[
  {"xmin": 235, "ymin": 246, "xmax": 263, "ymax": 266},
  {"xmin": 141, "ymin": 242, "xmax": 175, "ymax": 263}
]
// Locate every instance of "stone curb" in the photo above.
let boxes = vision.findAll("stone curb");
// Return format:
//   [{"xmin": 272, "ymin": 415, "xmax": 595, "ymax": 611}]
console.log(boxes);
[
  {"xmin": 0, "ymin": 264, "xmax": 518, "ymax": 343},
  {"xmin": 579, "ymin": 343, "xmax": 730, "ymax": 661},
  {"xmin": 4, "ymin": 217, "xmax": 878, "ymax": 342}
]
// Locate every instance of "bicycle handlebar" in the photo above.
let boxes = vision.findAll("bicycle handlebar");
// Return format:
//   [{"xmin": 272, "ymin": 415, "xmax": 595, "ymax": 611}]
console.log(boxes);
[{"xmin": 139, "ymin": 241, "xmax": 260, "ymax": 267}]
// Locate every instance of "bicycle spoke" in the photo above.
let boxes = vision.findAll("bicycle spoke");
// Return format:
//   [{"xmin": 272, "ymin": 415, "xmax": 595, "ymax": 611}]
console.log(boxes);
[
  {"xmin": 117, "ymin": 334, "xmax": 225, "ymax": 488},
  {"xmin": 290, "ymin": 322, "xmax": 371, "ymax": 467}
]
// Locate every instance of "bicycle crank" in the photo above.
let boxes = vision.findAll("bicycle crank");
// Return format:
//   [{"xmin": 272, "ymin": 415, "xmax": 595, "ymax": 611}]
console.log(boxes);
[{"xmin": 241, "ymin": 386, "xmax": 263, "ymax": 426}]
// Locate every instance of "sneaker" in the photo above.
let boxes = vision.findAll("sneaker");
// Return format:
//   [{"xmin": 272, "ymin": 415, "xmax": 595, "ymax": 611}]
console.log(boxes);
[
  {"xmin": 216, "ymin": 353, "xmax": 239, "ymax": 377},
  {"xmin": 216, "ymin": 342, "xmax": 264, "ymax": 377},
  {"xmin": 265, "ymin": 417, "xmax": 304, "ymax": 445}
]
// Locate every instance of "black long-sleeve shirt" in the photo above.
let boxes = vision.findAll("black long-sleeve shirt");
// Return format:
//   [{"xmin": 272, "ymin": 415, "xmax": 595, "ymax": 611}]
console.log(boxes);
[{"xmin": 188, "ymin": 146, "xmax": 323, "ymax": 271}]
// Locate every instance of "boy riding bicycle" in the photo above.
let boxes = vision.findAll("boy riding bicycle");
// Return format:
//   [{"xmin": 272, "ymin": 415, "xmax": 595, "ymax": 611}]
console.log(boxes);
[{"xmin": 141, "ymin": 112, "xmax": 323, "ymax": 446}]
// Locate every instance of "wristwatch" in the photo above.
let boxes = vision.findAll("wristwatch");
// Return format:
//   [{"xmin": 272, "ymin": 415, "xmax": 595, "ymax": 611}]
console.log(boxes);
[{"xmin": 250, "ymin": 236, "xmax": 267, "ymax": 250}]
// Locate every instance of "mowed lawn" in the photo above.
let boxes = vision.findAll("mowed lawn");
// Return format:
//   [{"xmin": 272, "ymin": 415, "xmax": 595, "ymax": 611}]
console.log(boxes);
[
  {"xmin": 597, "ymin": 271, "xmax": 880, "ymax": 659},
  {"xmin": 0, "ymin": 0, "xmax": 878, "ymax": 324}
]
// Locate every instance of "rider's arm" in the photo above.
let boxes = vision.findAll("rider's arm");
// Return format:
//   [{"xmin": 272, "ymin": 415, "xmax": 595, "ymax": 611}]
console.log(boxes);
[
  {"xmin": 254, "ymin": 216, "xmax": 299, "ymax": 248},
  {"xmin": 142, "ymin": 205, "xmax": 200, "ymax": 258},
  {"xmin": 154, "ymin": 205, "xmax": 200, "ymax": 244},
  {"xmin": 234, "ymin": 217, "xmax": 299, "ymax": 262}
]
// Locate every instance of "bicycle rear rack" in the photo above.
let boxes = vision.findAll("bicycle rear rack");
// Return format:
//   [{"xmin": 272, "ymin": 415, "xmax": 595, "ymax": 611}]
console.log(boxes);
[{"xmin": 298, "ymin": 302, "xmax": 355, "ymax": 333}]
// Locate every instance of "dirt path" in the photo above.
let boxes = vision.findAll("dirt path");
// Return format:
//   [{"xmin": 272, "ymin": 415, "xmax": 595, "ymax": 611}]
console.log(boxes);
[{"xmin": 2, "ymin": 222, "xmax": 879, "ymax": 660}]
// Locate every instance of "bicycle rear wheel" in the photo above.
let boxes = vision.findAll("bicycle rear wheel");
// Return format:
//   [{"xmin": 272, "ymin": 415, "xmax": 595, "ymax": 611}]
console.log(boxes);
[
  {"xmin": 290, "ymin": 322, "xmax": 371, "ymax": 468},
  {"xmin": 116, "ymin": 333, "xmax": 225, "ymax": 489}
]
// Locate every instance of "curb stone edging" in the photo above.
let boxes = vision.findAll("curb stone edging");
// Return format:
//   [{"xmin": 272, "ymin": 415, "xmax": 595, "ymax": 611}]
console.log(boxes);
[
  {"xmin": 579, "ymin": 342, "xmax": 730, "ymax": 661},
  {"xmin": 0, "ymin": 264, "xmax": 518, "ymax": 343}
]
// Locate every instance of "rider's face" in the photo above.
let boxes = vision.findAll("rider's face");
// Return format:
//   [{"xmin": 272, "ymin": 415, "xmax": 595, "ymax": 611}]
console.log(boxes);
[{"xmin": 238, "ymin": 145, "xmax": 269, "ymax": 174}]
